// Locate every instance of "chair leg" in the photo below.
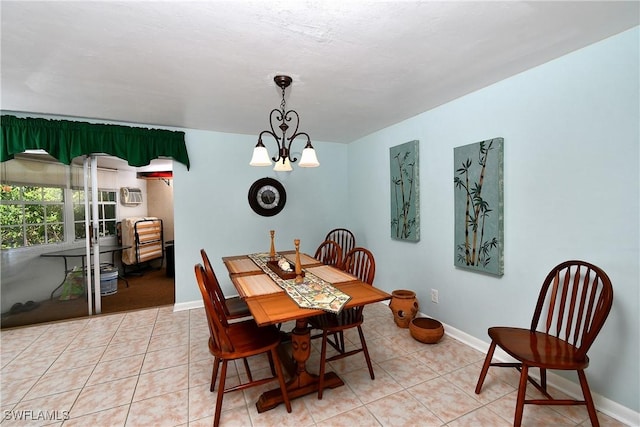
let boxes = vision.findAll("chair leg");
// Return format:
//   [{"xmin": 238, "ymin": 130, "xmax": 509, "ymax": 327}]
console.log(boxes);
[
  {"xmin": 213, "ymin": 360, "xmax": 228, "ymax": 427},
  {"xmin": 514, "ymin": 364, "xmax": 529, "ymax": 427},
  {"xmin": 243, "ymin": 357, "xmax": 253, "ymax": 382},
  {"xmin": 271, "ymin": 348, "xmax": 292, "ymax": 413},
  {"xmin": 267, "ymin": 350, "xmax": 276, "ymax": 376},
  {"xmin": 357, "ymin": 325, "xmax": 374, "ymax": 380},
  {"xmin": 578, "ymin": 370, "xmax": 600, "ymax": 427},
  {"xmin": 318, "ymin": 329, "xmax": 329, "ymax": 399},
  {"xmin": 326, "ymin": 332, "xmax": 341, "ymax": 353},
  {"xmin": 540, "ymin": 367, "xmax": 547, "ymax": 391},
  {"xmin": 210, "ymin": 357, "xmax": 220, "ymax": 392},
  {"xmin": 475, "ymin": 341, "xmax": 496, "ymax": 394}
]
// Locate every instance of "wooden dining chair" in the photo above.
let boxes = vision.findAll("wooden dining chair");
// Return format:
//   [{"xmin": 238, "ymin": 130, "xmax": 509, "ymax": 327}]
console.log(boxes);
[
  {"xmin": 324, "ymin": 228, "xmax": 355, "ymax": 268},
  {"xmin": 199, "ymin": 252, "xmax": 254, "ymax": 390},
  {"xmin": 194, "ymin": 264, "xmax": 291, "ymax": 427},
  {"xmin": 314, "ymin": 239, "xmax": 343, "ymax": 269},
  {"xmin": 475, "ymin": 260, "xmax": 613, "ymax": 427},
  {"xmin": 342, "ymin": 246, "xmax": 376, "ymax": 286},
  {"xmin": 309, "ymin": 247, "xmax": 376, "ymax": 399},
  {"xmin": 201, "ymin": 249, "xmax": 251, "ymax": 320}
]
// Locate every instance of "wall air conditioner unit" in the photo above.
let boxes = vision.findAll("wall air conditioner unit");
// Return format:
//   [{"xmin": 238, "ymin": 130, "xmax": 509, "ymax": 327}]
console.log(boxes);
[{"xmin": 120, "ymin": 187, "xmax": 143, "ymax": 206}]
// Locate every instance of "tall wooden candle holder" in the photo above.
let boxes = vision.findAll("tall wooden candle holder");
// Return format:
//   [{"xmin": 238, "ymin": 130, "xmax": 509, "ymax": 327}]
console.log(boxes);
[
  {"xmin": 294, "ymin": 239, "xmax": 303, "ymax": 284},
  {"xmin": 269, "ymin": 230, "xmax": 276, "ymax": 260}
]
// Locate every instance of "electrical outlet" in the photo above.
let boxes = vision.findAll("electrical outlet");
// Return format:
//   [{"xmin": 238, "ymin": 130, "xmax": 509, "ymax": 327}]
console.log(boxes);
[{"xmin": 431, "ymin": 289, "xmax": 439, "ymax": 304}]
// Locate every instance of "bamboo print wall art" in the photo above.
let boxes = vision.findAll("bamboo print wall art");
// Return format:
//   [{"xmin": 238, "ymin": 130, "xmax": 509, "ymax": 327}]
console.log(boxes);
[
  {"xmin": 390, "ymin": 140, "xmax": 420, "ymax": 242},
  {"xmin": 454, "ymin": 137, "xmax": 504, "ymax": 276}
]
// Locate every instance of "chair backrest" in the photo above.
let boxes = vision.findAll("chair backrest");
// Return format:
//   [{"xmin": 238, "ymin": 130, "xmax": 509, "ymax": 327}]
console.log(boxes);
[
  {"xmin": 343, "ymin": 247, "xmax": 376, "ymax": 285},
  {"xmin": 531, "ymin": 260, "xmax": 613, "ymax": 359},
  {"xmin": 325, "ymin": 228, "xmax": 355, "ymax": 263},
  {"xmin": 194, "ymin": 263, "xmax": 234, "ymax": 353},
  {"xmin": 314, "ymin": 240, "xmax": 343, "ymax": 268},
  {"xmin": 200, "ymin": 249, "xmax": 232, "ymax": 317}
]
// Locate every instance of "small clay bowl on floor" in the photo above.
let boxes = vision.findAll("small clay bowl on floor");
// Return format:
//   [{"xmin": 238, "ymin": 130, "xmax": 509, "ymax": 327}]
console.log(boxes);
[{"xmin": 409, "ymin": 317, "xmax": 444, "ymax": 344}]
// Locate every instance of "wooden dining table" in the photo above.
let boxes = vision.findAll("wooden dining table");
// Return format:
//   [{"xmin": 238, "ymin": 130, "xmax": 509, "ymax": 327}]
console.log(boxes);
[{"xmin": 222, "ymin": 250, "xmax": 391, "ymax": 412}]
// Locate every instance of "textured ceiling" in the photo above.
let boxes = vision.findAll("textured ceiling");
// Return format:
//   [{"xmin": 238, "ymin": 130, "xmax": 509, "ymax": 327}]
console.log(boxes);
[{"xmin": 1, "ymin": 1, "xmax": 638, "ymax": 144}]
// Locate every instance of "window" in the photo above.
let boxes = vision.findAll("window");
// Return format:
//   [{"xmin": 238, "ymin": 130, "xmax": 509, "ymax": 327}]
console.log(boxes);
[
  {"xmin": 1, "ymin": 157, "xmax": 121, "ymax": 250},
  {"xmin": 73, "ymin": 189, "xmax": 117, "ymax": 239},
  {"xmin": 0, "ymin": 185, "xmax": 65, "ymax": 249}
]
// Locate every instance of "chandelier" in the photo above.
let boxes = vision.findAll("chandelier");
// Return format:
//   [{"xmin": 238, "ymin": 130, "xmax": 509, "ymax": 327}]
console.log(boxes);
[{"xmin": 249, "ymin": 75, "xmax": 319, "ymax": 171}]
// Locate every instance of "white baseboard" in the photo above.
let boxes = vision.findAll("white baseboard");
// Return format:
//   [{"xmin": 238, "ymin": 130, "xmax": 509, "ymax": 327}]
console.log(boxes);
[
  {"xmin": 173, "ymin": 299, "xmax": 202, "ymax": 312},
  {"xmin": 441, "ymin": 320, "xmax": 640, "ymax": 427}
]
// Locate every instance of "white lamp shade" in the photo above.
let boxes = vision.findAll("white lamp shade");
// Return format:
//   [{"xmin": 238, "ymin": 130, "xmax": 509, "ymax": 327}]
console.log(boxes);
[
  {"xmin": 299, "ymin": 147, "xmax": 320, "ymax": 167},
  {"xmin": 273, "ymin": 157, "xmax": 293, "ymax": 172},
  {"xmin": 249, "ymin": 146, "xmax": 272, "ymax": 166}
]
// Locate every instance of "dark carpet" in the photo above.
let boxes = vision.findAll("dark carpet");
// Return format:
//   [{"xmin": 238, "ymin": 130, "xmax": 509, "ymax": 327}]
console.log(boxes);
[{"xmin": 1, "ymin": 268, "xmax": 175, "ymax": 330}]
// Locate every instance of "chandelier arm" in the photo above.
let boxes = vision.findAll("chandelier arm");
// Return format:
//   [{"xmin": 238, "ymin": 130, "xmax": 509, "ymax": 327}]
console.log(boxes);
[
  {"xmin": 283, "ymin": 110, "xmax": 301, "ymax": 140},
  {"xmin": 282, "ymin": 109, "xmax": 301, "ymax": 162},
  {"xmin": 291, "ymin": 132, "xmax": 312, "ymax": 145},
  {"xmin": 269, "ymin": 108, "xmax": 284, "ymax": 137},
  {"xmin": 258, "ymin": 130, "xmax": 283, "ymax": 162},
  {"xmin": 284, "ymin": 131, "xmax": 314, "ymax": 163}
]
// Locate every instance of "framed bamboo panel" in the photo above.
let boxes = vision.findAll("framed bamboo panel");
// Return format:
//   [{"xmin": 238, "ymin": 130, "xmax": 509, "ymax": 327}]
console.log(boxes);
[
  {"xmin": 454, "ymin": 137, "xmax": 504, "ymax": 276},
  {"xmin": 390, "ymin": 140, "xmax": 420, "ymax": 241}
]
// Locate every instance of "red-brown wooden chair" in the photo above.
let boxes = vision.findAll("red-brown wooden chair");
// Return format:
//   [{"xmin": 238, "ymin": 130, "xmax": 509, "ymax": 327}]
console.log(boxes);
[
  {"xmin": 475, "ymin": 260, "xmax": 613, "ymax": 427},
  {"xmin": 325, "ymin": 228, "xmax": 355, "ymax": 269},
  {"xmin": 342, "ymin": 246, "xmax": 376, "ymax": 286},
  {"xmin": 194, "ymin": 264, "xmax": 291, "ymax": 427},
  {"xmin": 201, "ymin": 249, "xmax": 251, "ymax": 320},
  {"xmin": 314, "ymin": 239, "xmax": 343, "ymax": 269},
  {"xmin": 309, "ymin": 247, "xmax": 376, "ymax": 399},
  {"xmin": 200, "ymin": 250, "xmax": 254, "ymax": 390}
]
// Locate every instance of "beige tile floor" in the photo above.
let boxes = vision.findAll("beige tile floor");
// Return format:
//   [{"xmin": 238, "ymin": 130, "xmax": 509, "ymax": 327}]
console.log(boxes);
[{"xmin": 0, "ymin": 303, "xmax": 628, "ymax": 427}]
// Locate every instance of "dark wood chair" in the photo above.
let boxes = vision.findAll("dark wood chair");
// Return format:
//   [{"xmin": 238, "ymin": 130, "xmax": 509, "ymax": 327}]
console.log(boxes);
[
  {"xmin": 325, "ymin": 228, "xmax": 355, "ymax": 268},
  {"xmin": 194, "ymin": 264, "xmax": 291, "ymax": 427},
  {"xmin": 475, "ymin": 260, "xmax": 613, "ymax": 427},
  {"xmin": 309, "ymin": 247, "xmax": 376, "ymax": 399},
  {"xmin": 201, "ymin": 249, "xmax": 251, "ymax": 320},
  {"xmin": 314, "ymin": 239, "xmax": 343, "ymax": 269}
]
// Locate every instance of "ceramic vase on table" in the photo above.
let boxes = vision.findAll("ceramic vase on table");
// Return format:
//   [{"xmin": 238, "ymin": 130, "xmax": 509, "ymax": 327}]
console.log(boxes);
[{"xmin": 389, "ymin": 289, "xmax": 419, "ymax": 328}]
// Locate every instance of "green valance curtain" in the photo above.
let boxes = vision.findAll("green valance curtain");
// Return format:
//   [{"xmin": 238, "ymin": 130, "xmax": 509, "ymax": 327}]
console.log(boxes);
[{"xmin": 0, "ymin": 115, "xmax": 190, "ymax": 170}]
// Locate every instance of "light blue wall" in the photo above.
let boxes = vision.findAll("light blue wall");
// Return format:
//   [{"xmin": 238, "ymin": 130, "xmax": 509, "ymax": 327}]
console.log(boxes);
[
  {"xmin": 346, "ymin": 28, "xmax": 639, "ymax": 412},
  {"xmin": 5, "ymin": 25, "xmax": 634, "ymax": 417},
  {"xmin": 173, "ymin": 129, "xmax": 348, "ymax": 305}
]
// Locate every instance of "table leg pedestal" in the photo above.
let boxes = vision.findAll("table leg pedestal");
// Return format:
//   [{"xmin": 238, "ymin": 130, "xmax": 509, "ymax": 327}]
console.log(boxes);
[{"xmin": 256, "ymin": 319, "xmax": 344, "ymax": 413}]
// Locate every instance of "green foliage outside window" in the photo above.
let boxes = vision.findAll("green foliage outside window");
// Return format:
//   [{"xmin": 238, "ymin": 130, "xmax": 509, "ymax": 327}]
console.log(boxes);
[
  {"xmin": 0, "ymin": 185, "xmax": 65, "ymax": 249},
  {"xmin": 73, "ymin": 189, "xmax": 117, "ymax": 239}
]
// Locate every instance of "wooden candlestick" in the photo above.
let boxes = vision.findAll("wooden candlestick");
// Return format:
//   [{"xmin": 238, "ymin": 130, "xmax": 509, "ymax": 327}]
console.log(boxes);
[
  {"xmin": 294, "ymin": 239, "xmax": 303, "ymax": 283},
  {"xmin": 269, "ymin": 230, "xmax": 276, "ymax": 260}
]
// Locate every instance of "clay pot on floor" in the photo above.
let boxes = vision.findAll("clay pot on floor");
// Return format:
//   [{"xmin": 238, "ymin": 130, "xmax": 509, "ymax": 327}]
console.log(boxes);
[
  {"xmin": 409, "ymin": 317, "xmax": 444, "ymax": 344},
  {"xmin": 389, "ymin": 289, "xmax": 419, "ymax": 328}
]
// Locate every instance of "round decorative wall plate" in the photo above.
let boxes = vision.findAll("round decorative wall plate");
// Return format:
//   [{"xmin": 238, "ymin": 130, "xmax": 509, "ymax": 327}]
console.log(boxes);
[{"xmin": 248, "ymin": 177, "xmax": 286, "ymax": 216}]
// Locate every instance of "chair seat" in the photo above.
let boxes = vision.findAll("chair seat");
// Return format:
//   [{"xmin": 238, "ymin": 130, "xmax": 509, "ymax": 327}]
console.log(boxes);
[
  {"xmin": 489, "ymin": 327, "xmax": 589, "ymax": 370},
  {"xmin": 210, "ymin": 321, "xmax": 281, "ymax": 358},
  {"xmin": 309, "ymin": 308, "xmax": 361, "ymax": 330},
  {"xmin": 225, "ymin": 296, "xmax": 251, "ymax": 318}
]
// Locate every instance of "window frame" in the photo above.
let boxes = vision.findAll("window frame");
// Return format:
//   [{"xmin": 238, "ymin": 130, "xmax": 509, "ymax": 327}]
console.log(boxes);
[
  {"xmin": 1, "ymin": 184, "xmax": 119, "ymax": 251},
  {"xmin": 72, "ymin": 188, "xmax": 118, "ymax": 240},
  {"xmin": 0, "ymin": 185, "xmax": 66, "ymax": 249}
]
